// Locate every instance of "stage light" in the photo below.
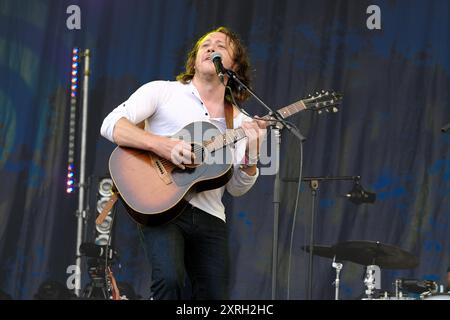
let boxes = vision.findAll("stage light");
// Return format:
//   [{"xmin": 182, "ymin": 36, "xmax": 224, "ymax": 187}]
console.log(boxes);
[
  {"xmin": 65, "ymin": 47, "xmax": 80, "ymax": 194},
  {"xmin": 96, "ymin": 196, "xmax": 110, "ymax": 213},
  {"xmin": 93, "ymin": 176, "xmax": 116, "ymax": 246},
  {"xmin": 98, "ymin": 178, "xmax": 113, "ymax": 197},
  {"xmin": 95, "ymin": 234, "xmax": 110, "ymax": 246},
  {"xmin": 96, "ymin": 196, "xmax": 113, "ymax": 234}
]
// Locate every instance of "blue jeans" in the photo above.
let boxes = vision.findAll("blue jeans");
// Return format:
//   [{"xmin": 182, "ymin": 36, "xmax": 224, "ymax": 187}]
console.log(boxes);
[{"xmin": 142, "ymin": 204, "xmax": 229, "ymax": 300}]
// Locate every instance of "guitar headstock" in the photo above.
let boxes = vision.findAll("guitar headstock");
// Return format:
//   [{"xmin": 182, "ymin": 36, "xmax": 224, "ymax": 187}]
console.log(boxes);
[{"xmin": 303, "ymin": 90, "xmax": 343, "ymax": 114}]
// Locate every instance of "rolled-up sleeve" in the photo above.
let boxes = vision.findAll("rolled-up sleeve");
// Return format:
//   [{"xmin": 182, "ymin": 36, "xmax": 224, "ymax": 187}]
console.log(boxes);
[
  {"xmin": 225, "ymin": 137, "xmax": 259, "ymax": 197},
  {"xmin": 100, "ymin": 81, "xmax": 166, "ymax": 143},
  {"xmin": 226, "ymin": 164, "xmax": 259, "ymax": 196}
]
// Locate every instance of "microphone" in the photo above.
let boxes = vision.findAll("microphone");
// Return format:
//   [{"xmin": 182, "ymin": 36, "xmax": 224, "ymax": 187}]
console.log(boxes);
[
  {"xmin": 345, "ymin": 183, "xmax": 376, "ymax": 204},
  {"xmin": 79, "ymin": 242, "xmax": 117, "ymax": 260},
  {"xmin": 210, "ymin": 52, "xmax": 225, "ymax": 83}
]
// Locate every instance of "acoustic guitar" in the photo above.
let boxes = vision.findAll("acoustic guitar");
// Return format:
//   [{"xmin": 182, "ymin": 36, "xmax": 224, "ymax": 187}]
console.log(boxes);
[{"xmin": 109, "ymin": 91, "xmax": 342, "ymax": 226}]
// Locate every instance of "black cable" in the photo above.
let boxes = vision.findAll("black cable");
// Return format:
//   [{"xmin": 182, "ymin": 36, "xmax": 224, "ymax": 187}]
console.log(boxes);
[
  {"xmin": 104, "ymin": 202, "xmax": 116, "ymax": 299},
  {"xmin": 286, "ymin": 134, "xmax": 304, "ymax": 299}
]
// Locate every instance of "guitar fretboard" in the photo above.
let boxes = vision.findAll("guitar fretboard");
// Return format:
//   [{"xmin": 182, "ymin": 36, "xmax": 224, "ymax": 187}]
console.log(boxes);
[
  {"xmin": 274, "ymin": 100, "xmax": 307, "ymax": 119},
  {"xmin": 205, "ymin": 128, "xmax": 247, "ymax": 152}
]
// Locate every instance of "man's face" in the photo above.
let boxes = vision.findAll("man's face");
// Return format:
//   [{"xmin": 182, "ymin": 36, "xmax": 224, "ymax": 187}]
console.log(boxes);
[{"xmin": 194, "ymin": 32, "xmax": 235, "ymax": 77}]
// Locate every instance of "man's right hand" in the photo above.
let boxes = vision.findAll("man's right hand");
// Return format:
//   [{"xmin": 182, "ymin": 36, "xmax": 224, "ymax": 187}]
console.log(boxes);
[
  {"xmin": 111, "ymin": 118, "xmax": 195, "ymax": 169},
  {"xmin": 152, "ymin": 136, "xmax": 195, "ymax": 170}
]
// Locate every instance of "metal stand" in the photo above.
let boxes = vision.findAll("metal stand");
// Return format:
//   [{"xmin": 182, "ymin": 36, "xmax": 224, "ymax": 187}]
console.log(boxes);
[
  {"xmin": 271, "ymin": 127, "xmax": 281, "ymax": 300},
  {"xmin": 394, "ymin": 278, "xmax": 401, "ymax": 298},
  {"xmin": 307, "ymin": 179, "xmax": 319, "ymax": 300},
  {"xmin": 332, "ymin": 257, "xmax": 343, "ymax": 300},
  {"xmin": 282, "ymin": 175, "xmax": 362, "ymax": 299},
  {"xmin": 75, "ymin": 49, "xmax": 91, "ymax": 297},
  {"xmin": 83, "ymin": 258, "xmax": 112, "ymax": 300}
]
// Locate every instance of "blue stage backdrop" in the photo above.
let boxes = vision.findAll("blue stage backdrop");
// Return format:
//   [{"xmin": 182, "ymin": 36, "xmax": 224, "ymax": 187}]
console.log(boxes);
[{"xmin": 0, "ymin": 0, "xmax": 449, "ymax": 299}]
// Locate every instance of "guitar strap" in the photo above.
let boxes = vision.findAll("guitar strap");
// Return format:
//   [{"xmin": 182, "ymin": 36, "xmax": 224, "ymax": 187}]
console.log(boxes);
[
  {"xmin": 225, "ymin": 101, "xmax": 234, "ymax": 129},
  {"xmin": 107, "ymin": 266, "xmax": 121, "ymax": 300},
  {"xmin": 96, "ymin": 193, "xmax": 118, "ymax": 226}
]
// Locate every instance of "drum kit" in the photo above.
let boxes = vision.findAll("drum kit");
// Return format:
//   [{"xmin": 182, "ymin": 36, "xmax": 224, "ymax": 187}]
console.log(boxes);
[{"xmin": 303, "ymin": 240, "xmax": 450, "ymax": 300}]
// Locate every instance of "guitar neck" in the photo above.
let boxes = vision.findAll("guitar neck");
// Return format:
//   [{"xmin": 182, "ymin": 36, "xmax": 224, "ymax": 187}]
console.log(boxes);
[
  {"xmin": 262, "ymin": 99, "xmax": 307, "ymax": 120},
  {"xmin": 205, "ymin": 99, "xmax": 307, "ymax": 153}
]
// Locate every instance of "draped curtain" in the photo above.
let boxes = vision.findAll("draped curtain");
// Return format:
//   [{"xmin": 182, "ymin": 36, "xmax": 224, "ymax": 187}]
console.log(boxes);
[{"xmin": 1, "ymin": 0, "xmax": 449, "ymax": 299}]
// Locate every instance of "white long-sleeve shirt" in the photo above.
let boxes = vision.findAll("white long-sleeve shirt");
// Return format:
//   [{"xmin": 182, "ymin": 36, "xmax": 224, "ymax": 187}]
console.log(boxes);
[{"xmin": 100, "ymin": 80, "xmax": 258, "ymax": 222}]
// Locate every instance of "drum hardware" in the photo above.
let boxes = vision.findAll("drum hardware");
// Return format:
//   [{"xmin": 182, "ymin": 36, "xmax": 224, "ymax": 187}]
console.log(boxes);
[
  {"xmin": 395, "ymin": 278, "xmax": 438, "ymax": 300},
  {"xmin": 364, "ymin": 265, "xmax": 381, "ymax": 299},
  {"xmin": 302, "ymin": 240, "xmax": 418, "ymax": 300},
  {"xmin": 394, "ymin": 278, "xmax": 401, "ymax": 298},
  {"xmin": 331, "ymin": 256, "xmax": 343, "ymax": 300},
  {"xmin": 422, "ymin": 293, "xmax": 450, "ymax": 300}
]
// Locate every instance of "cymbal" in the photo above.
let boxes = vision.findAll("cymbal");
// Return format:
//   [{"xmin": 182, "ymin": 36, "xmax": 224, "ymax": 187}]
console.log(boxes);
[
  {"xmin": 302, "ymin": 240, "xmax": 419, "ymax": 269},
  {"xmin": 334, "ymin": 241, "xmax": 418, "ymax": 269},
  {"xmin": 301, "ymin": 245, "xmax": 336, "ymax": 259}
]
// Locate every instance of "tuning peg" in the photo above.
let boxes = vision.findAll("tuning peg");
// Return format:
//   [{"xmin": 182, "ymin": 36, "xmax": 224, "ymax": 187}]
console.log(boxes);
[
  {"xmin": 318, "ymin": 110, "xmax": 322, "ymax": 114},
  {"xmin": 332, "ymin": 107, "xmax": 339, "ymax": 113}
]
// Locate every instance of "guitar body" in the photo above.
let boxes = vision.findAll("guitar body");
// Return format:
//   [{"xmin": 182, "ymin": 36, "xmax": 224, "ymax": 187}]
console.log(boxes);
[{"xmin": 109, "ymin": 121, "xmax": 233, "ymax": 226}]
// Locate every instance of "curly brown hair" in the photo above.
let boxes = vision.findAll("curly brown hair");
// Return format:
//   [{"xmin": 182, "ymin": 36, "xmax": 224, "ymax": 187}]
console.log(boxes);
[{"xmin": 176, "ymin": 26, "xmax": 251, "ymax": 103}]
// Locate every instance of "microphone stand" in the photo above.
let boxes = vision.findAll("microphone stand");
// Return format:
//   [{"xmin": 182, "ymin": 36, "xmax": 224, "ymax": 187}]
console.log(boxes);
[
  {"xmin": 272, "ymin": 127, "xmax": 281, "ymax": 300},
  {"xmin": 225, "ymin": 70, "xmax": 305, "ymax": 300},
  {"xmin": 282, "ymin": 175, "xmax": 360, "ymax": 299}
]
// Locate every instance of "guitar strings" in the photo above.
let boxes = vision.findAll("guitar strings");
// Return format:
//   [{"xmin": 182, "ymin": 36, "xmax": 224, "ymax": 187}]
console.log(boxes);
[
  {"xmin": 157, "ymin": 139, "xmax": 233, "ymax": 168},
  {"xmin": 157, "ymin": 132, "xmax": 241, "ymax": 167}
]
